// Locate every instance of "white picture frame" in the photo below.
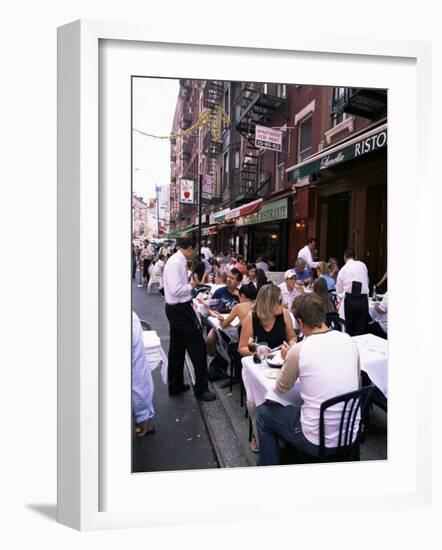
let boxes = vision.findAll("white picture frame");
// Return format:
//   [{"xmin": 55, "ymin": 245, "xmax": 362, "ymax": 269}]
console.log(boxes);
[{"xmin": 58, "ymin": 19, "xmax": 434, "ymax": 531}]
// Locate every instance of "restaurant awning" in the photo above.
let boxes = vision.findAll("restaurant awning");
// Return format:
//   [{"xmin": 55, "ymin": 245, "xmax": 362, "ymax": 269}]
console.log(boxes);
[
  {"xmin": 167, "ymin": 224, "xmax": 194, "ymax": 238},
  {"xmin": 210, "ymin": 198, "xmax": 263, "ymax": 224},
  {"xmin": 286, "ymin": 122, "xmax": 387, "ymax": 183}
]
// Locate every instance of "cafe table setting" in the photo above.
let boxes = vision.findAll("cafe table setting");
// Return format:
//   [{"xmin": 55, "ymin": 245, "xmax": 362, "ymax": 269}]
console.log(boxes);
[{"xmin": 241, "ymin": 333, "xmax": 388, "ymax": 412}]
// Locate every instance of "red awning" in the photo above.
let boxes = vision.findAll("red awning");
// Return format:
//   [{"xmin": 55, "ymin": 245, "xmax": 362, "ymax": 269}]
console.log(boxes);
[{"xmin": 224, "ymin": 198, "xmax": 263, "ymax": 221}]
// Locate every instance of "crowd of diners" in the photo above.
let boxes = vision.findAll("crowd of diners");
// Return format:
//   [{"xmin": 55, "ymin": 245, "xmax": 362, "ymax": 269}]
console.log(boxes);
[{"xmin": 132, "ymin": 236, "xmax": 388, "ymax": 465}]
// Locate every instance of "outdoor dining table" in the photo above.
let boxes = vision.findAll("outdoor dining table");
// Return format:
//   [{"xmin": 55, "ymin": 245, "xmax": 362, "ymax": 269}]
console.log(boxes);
[
  {"xmin": 142, "ymin": 330, "xmax": 168, "ymax": 384},
  {"xmin": 241, "ymin": 333, "xmax": 388, "ymax": 411},
  {"xmin": 207, "ymin": 314, "xmax": 240, "ymax": 343},
  {"xmin": 338, "ymin": 295, "xmax": 384, "ymax": 321}
]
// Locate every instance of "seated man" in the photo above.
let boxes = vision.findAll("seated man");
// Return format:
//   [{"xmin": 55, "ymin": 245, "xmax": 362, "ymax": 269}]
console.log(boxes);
[
  {"xmin": 368, "ymin": 291, "xmax": 388, "ymax": 339},
  {"xmin": 205, "ymin": 268, "xmax": 243, "ymax": 358},
  {"xmin": 293, "ymin": 258, "xmax": 312, "ymax": 283},
  {"xmin": 278, "ymin": 269, "xmax": 300, "ymax": 311},
  {"xmin": 256, "ymin": 294, "xmax": 360, "ymax": 465}
]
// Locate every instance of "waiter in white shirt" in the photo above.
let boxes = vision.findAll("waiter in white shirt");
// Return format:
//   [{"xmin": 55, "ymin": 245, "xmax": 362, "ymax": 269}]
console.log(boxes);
[
  {"xmin": 200, "ymin": 242, "xmax": 213, "ymax": 261},
  {"xmin": 297, "ymin": 238, "xmax": 319, "ymax": 272},
  {"xmin": 163, "ymin": 237, "xmax": 216, "ymax": 402},
  {"xmin": 336, "ymin": 248, "xmax": 369, "ymax": 336}
]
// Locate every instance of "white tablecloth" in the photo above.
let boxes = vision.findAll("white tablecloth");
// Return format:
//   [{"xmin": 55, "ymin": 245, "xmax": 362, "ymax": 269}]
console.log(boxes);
[
  {"xmin": 143, "ymin": 330, "xmax": 168, "ymax": 384},
  {"xmin": 207, "ymin": 315, "xmax": 239, "ymax": 342},
  {"xmin": 241, "ymin": 356, "xmax": 302, "ymax": 408},
  {"xmin": 338, "ymin": 295, "xmax": 384, "ymax": 321},
  {"xmin": 352, "ymin": 334, "xmax": 388, "ymax": 397},
  {"xmin": 241, "ymin": 333, "xmax": 388, "ymax": 409}
]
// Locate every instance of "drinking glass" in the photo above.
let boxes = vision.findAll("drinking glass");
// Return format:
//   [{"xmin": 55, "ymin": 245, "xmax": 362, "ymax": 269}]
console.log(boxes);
[{"xmin": 257, "ymin": 342, "xmax": 270, "ymax": 368}]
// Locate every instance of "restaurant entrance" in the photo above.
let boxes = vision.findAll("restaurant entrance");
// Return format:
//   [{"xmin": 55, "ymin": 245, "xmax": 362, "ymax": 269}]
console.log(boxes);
[
  {"xmin": 365, "ymin": 182, "xmax": 387, "ymax": 285},
  {"xmin": 318, "ymin": 191, "xmax": 351, "ymax": 264},
  {"xmin": 248, "ymin": 221, "xmax": 289, "ymax": 270}
]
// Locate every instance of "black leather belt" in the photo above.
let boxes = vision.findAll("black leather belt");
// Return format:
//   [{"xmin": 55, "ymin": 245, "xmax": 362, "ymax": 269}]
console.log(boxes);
[{"xmin": 166, "ymin": 300, "xmax": 192, "ymax": 307}]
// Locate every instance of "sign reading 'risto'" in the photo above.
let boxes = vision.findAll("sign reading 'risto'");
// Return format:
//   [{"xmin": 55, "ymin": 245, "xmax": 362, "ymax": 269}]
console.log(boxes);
[
  {"xmin": 287, "ymin": 126, "xmax": 387, "ymax": 182},
  {"xmin": 236, "ymin": 198, "xmax": 288, "ymax": 226}
]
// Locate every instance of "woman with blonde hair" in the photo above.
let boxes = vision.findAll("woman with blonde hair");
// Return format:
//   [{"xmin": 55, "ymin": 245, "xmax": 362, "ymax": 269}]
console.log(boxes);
[
  {"xmin": 315, "ymin": 260, "xmax": 336, "ymax": 290},
  {"xmin": 238, "ymin": 283, "xmax": 297, "ymax": 453}
]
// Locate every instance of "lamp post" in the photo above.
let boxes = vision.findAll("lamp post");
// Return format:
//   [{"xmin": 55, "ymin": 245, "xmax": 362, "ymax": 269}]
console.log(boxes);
[{"xmin": 155, "ymin": 184, "xmax": 161, "ymax": 239}]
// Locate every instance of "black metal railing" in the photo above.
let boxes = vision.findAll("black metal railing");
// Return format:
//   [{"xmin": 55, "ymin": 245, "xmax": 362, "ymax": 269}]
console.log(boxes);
[{"xmin": 331, "ymin": 88, "xmax": 387, "ymax": 120}]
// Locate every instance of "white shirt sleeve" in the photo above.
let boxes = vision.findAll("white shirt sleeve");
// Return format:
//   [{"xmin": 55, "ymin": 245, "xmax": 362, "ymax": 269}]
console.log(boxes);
[{"xmin": 132, "ymin": 313, "xmax": 154, "ymax": 423}]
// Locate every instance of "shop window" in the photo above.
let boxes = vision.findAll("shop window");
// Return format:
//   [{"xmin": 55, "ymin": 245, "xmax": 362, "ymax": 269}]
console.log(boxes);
[{"xmin": 298, "ymin": 115, "xmax": 313, "ymax": 162}]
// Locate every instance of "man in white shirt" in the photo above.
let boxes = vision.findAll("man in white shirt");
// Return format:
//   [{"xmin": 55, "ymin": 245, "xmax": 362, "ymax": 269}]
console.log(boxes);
[
  {"xmin": 256, "ymin": 294, "xmax": 360, "ymax": 465},
  {"xmin": 336, "ymin": 249, "xmax": 369, "ymax": 336},
  {"xmin": 163, "ymin": 237, "xmax": 216, "ymax": 402},
  {"xmin": 200, "ymin": 242, "xmax": 213, "ymax": 261},
  {"xmin": 255, "ymin": 256, "xmax": 269, "ymax": 272},
  {"xmin": 278, "ymin": 269, "xmax": 299, "ymax": 311},
  {"xmin": 297, "ymin": 238, "xmax": 319, "ymax": 272}
]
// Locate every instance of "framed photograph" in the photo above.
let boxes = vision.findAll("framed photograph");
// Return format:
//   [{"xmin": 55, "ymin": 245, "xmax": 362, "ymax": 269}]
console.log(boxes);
[{"xmin": 57, "ymin": 19, "xmax": 433, "ymax": 531}]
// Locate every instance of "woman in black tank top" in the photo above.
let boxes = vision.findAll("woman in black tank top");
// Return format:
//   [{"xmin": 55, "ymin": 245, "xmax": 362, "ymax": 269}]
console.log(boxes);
[
  {"xmin": 238, "ymin": 284, "xmax": 298, "ymax": 356},
  {"xmin": 252, "ymin": 311, "xmax": 286, "ymax": 349},
  {"xmin": 238, "ymin": 283, "xmax": 298, "ymax": 453}
]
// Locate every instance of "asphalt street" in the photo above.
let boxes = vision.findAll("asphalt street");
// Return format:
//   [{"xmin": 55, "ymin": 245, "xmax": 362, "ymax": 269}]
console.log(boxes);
[{"xmin": 132, "ymin": 272, "xmax": 219, "ymax": 472}]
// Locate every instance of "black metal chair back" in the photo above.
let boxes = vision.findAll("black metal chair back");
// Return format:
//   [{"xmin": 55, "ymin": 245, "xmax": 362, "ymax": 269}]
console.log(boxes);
[
  {"xmin": 318, "ymin": 385, "xmax": 375, "ymax": 461},
  {"xmin": 325, "ymin": 311, "xmax": 346, "ymax": 333}
]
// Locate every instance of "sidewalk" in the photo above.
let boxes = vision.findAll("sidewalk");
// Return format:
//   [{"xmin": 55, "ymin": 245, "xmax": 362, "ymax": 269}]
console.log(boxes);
[{"xmin": 132, "ymin": 276, "xmax": 219, "ymax": 472}]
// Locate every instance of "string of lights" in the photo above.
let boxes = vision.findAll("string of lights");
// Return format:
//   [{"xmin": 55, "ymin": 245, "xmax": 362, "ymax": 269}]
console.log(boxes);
[{"xmin": 132, "ymin": 105, "xmax": 230, "ymax": 142}]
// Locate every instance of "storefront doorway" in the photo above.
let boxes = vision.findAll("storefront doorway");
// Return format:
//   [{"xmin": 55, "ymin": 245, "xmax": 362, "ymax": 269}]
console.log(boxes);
[
  {"xmin": 249, "ymin": 222, "xmax": 288, "ymax": 270},
  {"xmin": 318, "ymin": 192, "xmax": 351, "ymax": 264},
  {"xmin": 365, "ymin": 182, "xmax": 387, "ymax": 285}
]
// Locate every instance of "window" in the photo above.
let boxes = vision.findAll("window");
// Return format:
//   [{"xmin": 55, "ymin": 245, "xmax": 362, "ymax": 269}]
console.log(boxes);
[
  {"xmin": 223, "ymin": 87, "xmax": 230, "ymax": 129},
  {"xmin": 332, "ymin": 87, "xmax": 347, "ymax": 126},
  {"xmin": 276, "ymin": 84, "xmax": 287, "ymax": 98},
  {"xmin": 298, "ymin": 115, "xmax": 313, "ymax": 162},
  {"xmin": 223, "ymin": 151, "xmax": 229, "ymax": 190},
  {"xmin": 234, "ymin": 149, "xmax": 240, "ymax": 169},
  {"xmin": 275, "ymin": 129, "xmax": 288, "ymax": 191},
  {"xmin": 262, "ymin": 83, "xmax": 268, "ymax": 94}
]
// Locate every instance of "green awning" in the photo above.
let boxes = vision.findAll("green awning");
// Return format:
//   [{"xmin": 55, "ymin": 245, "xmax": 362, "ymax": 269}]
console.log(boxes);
[{"xmin": 286, "ymin": 123, "xmax": 387, "ymax": 183}]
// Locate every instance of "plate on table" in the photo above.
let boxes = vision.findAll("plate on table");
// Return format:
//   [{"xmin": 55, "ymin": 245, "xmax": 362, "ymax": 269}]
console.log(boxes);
[
  {"xmin": 265, "ymin": 370, "xmax": 279, "ymax": 379},
  {"xmin": 266, "ymin": 350, "xmax": 284, "ymax": 368}
]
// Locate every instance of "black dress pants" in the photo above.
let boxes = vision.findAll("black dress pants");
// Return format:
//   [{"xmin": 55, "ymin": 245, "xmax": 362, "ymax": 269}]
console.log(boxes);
[
  {"xmin": 344, "ymin": 293, "xmax": 369, "ymax": 336},
  {"xmin": 165, "ymin": 302, "xmax": 209, "ymax": 395}
]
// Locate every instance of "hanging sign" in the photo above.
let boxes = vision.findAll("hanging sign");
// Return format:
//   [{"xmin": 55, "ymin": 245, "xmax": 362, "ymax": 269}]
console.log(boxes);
[
  {"xmin": 255, "ymin": 125, "xmax": 283, "ymax": 152},
  {"xmin": 201, "ymin": 174, "xmax": 214, "ymax": 200},
  {"xmin": 179, "ymin": 179, "xmax": 194, "ymax": 204}
]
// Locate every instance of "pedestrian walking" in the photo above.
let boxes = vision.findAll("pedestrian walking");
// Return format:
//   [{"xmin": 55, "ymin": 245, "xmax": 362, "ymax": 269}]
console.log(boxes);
[
  {"xmin": 163, "ymin": 237, "xmax": 216, "ymax": 402},
  {"xmin": 140, "ymin": 239, "xmax": 154, "ymax": 285}
]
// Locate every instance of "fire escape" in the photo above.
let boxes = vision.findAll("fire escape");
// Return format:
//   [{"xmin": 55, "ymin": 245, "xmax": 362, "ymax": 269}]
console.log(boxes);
[
  {"xmin": 331, "ymin": 88, "xmax": 387, "ymax": 119},
  {"xmin": 202, "ymin": 81, "xmax": 224, "ymax": 202},
  {"xmin": 235, "ymin": 83, "xmax": 288, "ymax": 204}
]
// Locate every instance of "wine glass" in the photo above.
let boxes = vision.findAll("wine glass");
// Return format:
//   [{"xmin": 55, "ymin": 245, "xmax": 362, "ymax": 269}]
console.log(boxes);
[{"xmin": 257, "ymin": 342, "xmax": 270, "ymax": 368}]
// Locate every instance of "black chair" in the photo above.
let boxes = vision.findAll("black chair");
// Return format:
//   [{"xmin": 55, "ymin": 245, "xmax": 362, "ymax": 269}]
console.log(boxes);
[
  {"xmin": 328, "ymin": 290, "xmax": 338, "ymax": 307},
  {"xmin": 139, "ymin": 319, "xmax": 152, "ymax": 331},
  {"xmin": 325, "ymin": 311, "xmax": 346, "ymax": 333},
  {"xmin": 292, "ymin": 385, "xmax": 375, "ymax": 463}
]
